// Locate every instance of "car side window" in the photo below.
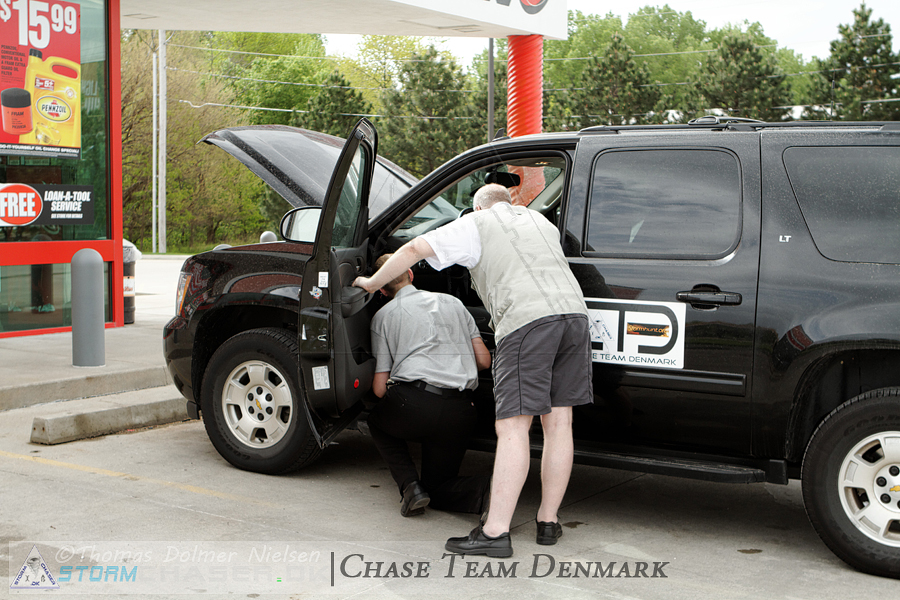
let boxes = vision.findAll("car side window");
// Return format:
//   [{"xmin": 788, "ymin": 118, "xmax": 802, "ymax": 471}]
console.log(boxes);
[
  {"xmin": 585, "ymin": 149, "xmax": 741, "ymax": 259},
  {"xmin": 783, "ymin": 146, "xmax": 900, "ymax": 264}
]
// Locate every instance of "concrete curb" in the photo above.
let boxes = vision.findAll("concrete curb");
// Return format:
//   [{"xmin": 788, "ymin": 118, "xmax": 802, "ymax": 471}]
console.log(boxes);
[
  {"xmin": 29, "ymin": 385, "xmax": 190, "ymax": 445},
  {"xmin": 0, "ymin": 366, "xmax": 172, "ymax": 412}
]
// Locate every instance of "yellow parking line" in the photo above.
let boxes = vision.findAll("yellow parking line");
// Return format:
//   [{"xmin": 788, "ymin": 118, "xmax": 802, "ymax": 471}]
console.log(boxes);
[{"xmin": 0, "ymin": 449, "xmax": 279, "ymax": 507}]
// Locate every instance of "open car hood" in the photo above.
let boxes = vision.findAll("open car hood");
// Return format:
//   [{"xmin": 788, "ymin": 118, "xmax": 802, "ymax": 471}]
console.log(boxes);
[{"xmin": 201, "ymin": 125, "xmax": 418, "ymax": 221}]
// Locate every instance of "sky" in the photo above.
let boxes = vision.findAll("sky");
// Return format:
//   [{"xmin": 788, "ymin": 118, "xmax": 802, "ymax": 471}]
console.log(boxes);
[{"xmin": 324, "ymin": 0, "xmax": 900, "ymax": 65}]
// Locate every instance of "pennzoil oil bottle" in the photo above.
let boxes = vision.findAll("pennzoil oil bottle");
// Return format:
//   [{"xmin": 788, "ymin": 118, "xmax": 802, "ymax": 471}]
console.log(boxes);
[{"xmin": 19, "ymin": 49, "xmax": 81, "ymax": 148}]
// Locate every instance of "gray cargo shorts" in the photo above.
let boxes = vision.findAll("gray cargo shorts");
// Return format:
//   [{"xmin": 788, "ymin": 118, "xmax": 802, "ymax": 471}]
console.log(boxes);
[{"xmin": 492, "ymin": 313, "xmax": 593, "ymax": 420}]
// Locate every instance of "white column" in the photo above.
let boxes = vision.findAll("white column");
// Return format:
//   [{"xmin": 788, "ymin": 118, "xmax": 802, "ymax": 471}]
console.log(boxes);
[
  {"xmin": 158, "ymin": 30, "xmax": 167, "ymax": 254},
  {"xmin": 151, "ymin": 50, "xmax": 158, "ymax": 254}
]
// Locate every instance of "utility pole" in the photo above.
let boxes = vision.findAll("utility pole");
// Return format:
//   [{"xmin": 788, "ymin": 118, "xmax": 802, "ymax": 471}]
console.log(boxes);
[
  {"xmin": 151, "ymin": 49, "xmax": 158, "ymax": 253},
  {"xmin": 158, "ymin": 29, "xmax": 167, "ymax": 253},
  {"xmin": 487, "ymin": 38, "xmax": 494, "ymax": 143}
]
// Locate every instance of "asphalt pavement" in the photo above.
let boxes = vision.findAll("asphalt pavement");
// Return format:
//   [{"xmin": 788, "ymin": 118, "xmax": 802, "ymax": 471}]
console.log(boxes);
[{"xmin": 1, "ymin": 254, "xmax": 896, "ymax": 598}]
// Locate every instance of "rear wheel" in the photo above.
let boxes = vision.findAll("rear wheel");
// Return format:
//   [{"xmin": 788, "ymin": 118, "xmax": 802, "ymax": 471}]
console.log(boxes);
[
  {"xmin": 802, "ymin": 387, "xmax": 900, "ymax": 578},
  {"xmin": 200, "ymin": 328, "xmax": 321, "ymax": 474}
]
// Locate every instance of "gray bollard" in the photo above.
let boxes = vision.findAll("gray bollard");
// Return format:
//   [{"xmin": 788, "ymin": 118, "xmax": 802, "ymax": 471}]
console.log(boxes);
[
  {"xmin": 260, "ymin": 230, "xmax": 277, "ymax": 243},
  {"xmin": 71, "ymin": 248, "xmax": 106, "ymax": 367}
]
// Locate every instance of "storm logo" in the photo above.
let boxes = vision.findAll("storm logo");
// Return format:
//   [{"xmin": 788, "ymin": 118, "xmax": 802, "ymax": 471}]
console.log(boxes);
[
  {"xmin": 0, "ymin": 184, "xmax": 43, "ymax": 226},
  {"xmin": 520, "ymin": 0, "xmax": 549, "ymax": 14}
]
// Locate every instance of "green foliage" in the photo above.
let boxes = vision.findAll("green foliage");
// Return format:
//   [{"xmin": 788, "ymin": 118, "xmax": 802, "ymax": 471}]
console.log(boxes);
[
  {"xmin": 811, "ymin": 4, "xmax": 899, "ymax": 120},
  {"xmin": 336, "ymin": 35, "xmax": 429, "ymax": 114},
  {"xmin": 120, "ymin": 31, "xmax": 269, "ymax": 252},
  {"xmin": 293, "ymin": 70, "xmax": 373, "ymax": 137},
  {"xmin": 378, "ymin": 47, "xmax": 472, "ymax": 178},
  {"xmin": 567, "ymin": 32, "xmax": 660, "ymax": 127},
  {"xmin": 544, "ymin": 10, "xmax": 622, "ymax": 92},
  {"xmin": 208, "ymin": 32, "xmax": 304, "ymax": 74},
  {"xmin": 697, "ymin": 34, "xmax": 792, "ymax": 121},
  {"xmin": 236, "ymin": 35, "xmax": 330, "ymax": 125},
  {"xmin": 467, "ymin": 43, "xmax": 508, "ymax": 144}
]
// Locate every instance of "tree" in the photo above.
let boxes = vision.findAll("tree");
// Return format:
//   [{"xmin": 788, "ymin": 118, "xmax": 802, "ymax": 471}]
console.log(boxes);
[
  {"xmin": 120, "ymin": 31, "xmax": 267, "ymax": 251},
  {"xmin": 568, "ymin": 32, "xmax": 660, "ymax": 127},
  {"xmin": 812, "ymin": 3, "xmax": 899, "ymax": 120},
  {"xmin": 236, "ymin": 35, "xmax": 330, "ymax": 125},
  {"xmin": 697, "ymin": 33, "xmax": 792, "ymax": 121},
  {"xmin": 544, "ymin": 10, "xmax": 623, "ymax": 94},
  {"xmin": 379, "ymin": 47, "xmax": 472, "ymax": 178},
  {"xmin": 335, "ymin": 35, "xmax": 429, "ymax": 114},
  {"xmin": 466, "ymin": 43, "xmax": 508, "ymax": 145},
  {"xmin": 293, "ymin": 70, "xmax": 373, "ymax": 137}
]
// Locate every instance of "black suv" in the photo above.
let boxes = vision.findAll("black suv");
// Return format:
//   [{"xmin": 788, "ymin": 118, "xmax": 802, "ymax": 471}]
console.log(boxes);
[{"xmin": 164, "ymin": 118, "xmax": 900, "ymax": 578}]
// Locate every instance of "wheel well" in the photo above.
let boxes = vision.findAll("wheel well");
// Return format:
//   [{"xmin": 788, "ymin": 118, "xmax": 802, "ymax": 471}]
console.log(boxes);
[
  {"xmin": 786, "ymin": 349, "xmax": 900, "ymax": 462},
  {"xmin": 192, "ymin": 305, "xmax": 298, "ymax": 410}
]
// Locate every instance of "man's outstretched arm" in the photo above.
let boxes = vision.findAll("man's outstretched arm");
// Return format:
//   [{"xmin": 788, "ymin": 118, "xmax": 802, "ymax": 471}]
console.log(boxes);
[{"xmin": 353, "ymin": 237, "xmax": 436, "ymax": 293}]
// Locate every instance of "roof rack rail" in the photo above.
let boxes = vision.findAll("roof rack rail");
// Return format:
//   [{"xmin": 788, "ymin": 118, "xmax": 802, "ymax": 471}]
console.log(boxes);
[
  {"xmin": 688, "ymin": 115, "xmax": 765, "ymax": 126},
  {"xmin": 576, "ymin": 119, "xmax": 897, "ymax": 135}
]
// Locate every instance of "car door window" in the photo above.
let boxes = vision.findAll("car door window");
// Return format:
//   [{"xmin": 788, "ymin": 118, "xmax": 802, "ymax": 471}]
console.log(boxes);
[
  {"xmin": 332, "ymin": 144, "xmax": 368, "ymax": 249},
  {"xmin": 585, "ymin": 149, "xmax": 741, "ymax": 259}
]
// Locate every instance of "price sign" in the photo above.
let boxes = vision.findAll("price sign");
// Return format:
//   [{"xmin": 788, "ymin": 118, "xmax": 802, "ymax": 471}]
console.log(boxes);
[
  {"xmin": 1, "ymin": 0, "xmax": 79, "ymax": 50},
  {"xmin": 0, "ymin": 0, "xmax": 81, "ymax": 158}
]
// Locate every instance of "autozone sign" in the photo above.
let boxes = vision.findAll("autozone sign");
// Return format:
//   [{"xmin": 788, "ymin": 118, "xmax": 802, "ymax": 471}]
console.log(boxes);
[
  {"xmin": 397, "ymin": 0, "xmax": 566, "ymax": 38},
  {"xmin": 490, "ymin": 0, "xmax": 549, "ymax": 14}
]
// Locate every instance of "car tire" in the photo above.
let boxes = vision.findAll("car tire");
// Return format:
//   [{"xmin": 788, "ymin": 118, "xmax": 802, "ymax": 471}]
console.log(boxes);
[
  {"xmin": 200, "ymin": 327, "xmax": 321, "ymax": 474},
  {"xmin": 801, "ymin": 387, "xmax": 900, "ymax": 578}
]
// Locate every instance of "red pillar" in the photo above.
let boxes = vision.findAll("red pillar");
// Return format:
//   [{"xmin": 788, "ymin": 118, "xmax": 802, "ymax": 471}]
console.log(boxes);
[
  {"xmin": 506, "ymin": 35, "xmax": 544, "ymax": 206},
  {"xmin": 506, "ymin": 35, "xmax": 543, "ymax": 137}
]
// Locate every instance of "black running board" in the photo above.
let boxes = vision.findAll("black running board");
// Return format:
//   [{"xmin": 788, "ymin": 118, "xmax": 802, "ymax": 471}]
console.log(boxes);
[
  {"xmin": 466, "ymin": 438, "xmax": 784, "ymax": 484},
  {"xmin": 570, "ymin": 448, "xmax": 768, "ymax": 484}
]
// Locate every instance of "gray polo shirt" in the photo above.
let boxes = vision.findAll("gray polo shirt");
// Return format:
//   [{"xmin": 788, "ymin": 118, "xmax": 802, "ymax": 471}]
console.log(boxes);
[{"xmin": 371, "ymin": 285, "xmax": 480, "ymax": 391}]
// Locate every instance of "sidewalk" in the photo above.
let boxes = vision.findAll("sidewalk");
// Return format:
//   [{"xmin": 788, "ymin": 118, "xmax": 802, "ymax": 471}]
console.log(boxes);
[{"xmin": 0, "ymin": 255, "xmax": 191, "ymax": 436}]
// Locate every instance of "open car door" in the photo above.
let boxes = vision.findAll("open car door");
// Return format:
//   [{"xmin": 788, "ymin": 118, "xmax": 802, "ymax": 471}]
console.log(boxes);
[{"xmin": 297, "ymin": 119, "xmax": 377, "ymax": 447}]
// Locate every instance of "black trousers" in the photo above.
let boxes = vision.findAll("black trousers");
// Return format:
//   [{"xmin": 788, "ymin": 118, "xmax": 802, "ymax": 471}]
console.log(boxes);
[{"xmin": 367, "ymin": 383, "xmax": 489, "ymax": 514}]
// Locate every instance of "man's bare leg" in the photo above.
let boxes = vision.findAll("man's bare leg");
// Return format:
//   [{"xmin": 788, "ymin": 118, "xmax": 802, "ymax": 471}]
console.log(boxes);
[
  {"xmin": 536, "ymin": 406, "xmax": 574, "ymax": 524},
  {"xmin": 481, "ymin": 414, "xmax": 533, "ymax": 537}
]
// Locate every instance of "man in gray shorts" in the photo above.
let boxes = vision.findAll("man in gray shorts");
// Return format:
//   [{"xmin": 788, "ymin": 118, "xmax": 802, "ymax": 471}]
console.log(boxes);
[{"xmin": 354, "ymin": 183, "xmax": 592, "ymax": 557}]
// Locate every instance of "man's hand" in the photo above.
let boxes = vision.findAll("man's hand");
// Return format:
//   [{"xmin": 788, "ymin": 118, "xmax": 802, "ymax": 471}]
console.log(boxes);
[
  {"xmin": 353, "ymin": 238, "xmax": 436, "ymax": 293},
  {"xmin": 353, "ymin": 276, "xmax": 376, "ymax": 293}
]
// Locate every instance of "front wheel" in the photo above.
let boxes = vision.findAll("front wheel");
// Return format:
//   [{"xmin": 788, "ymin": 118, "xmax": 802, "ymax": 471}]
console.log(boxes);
[
  {"xmin": 200, "ymin": 328, "xmax": 321, "ymax": 474},
  {"xmin": 802, "ymin": 387, "xmax": 900, "ymax": 578}
]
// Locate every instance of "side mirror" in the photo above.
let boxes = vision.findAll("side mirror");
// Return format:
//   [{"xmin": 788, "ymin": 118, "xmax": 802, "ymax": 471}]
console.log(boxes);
[{"xmin": 280, "ymin": 206, "xmax": 322, "ymax": 243}]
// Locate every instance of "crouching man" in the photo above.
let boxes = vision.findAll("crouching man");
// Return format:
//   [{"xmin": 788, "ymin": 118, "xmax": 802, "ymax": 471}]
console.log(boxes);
[{"xmin": 366, "ymin": 253, "xmax": 492, "ymax": 517}]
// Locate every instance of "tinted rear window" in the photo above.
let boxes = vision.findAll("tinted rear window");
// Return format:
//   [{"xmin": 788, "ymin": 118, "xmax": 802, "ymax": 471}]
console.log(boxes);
[
  {"xmin": 783, "ymin": 146, "xmax": 900, "ymax": 264},
  {"xmin": 585, "ymin": 149, "xmax": 741, "ymax": 258}
]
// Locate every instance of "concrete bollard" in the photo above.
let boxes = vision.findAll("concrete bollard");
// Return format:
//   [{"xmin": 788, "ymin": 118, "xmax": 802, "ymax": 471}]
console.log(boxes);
[{"xmin": 71, "ymin": 248, "xmax": 106, "ymax": 367}]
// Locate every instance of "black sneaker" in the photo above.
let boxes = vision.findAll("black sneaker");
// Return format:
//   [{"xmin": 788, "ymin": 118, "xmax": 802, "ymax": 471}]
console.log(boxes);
[
  {"xmin": 400, "ymin": 481, "xmax": 430, "ymax": 517},
  {"xmin": 445, "ymin": 525, "xmax": 512, "ymax": 558},
  {"xmin": 536, "ymin": 520, "xmax": 563, "ymax": 545}
]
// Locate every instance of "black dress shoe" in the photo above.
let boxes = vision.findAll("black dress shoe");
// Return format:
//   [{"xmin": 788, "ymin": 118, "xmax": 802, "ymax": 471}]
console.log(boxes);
[
  {"xmin": 445, "ymin": 525, "xmax": 512, "ymax": 558},
  {"xmin": 536, "ymin": 520, "xmax": 563, "ymax": 545},
  {"xmin": 400, "ymin": 481, "xmax": 430, "ymax": 517}
]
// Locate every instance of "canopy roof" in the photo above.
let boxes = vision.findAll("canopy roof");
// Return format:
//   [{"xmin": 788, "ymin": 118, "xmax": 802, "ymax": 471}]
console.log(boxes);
[{"xmin": 120, "ymin": 0, "xmax": 567, "ymax": 39}]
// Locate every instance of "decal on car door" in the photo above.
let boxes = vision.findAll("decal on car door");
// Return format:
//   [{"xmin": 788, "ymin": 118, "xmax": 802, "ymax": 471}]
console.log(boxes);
[{"xmin": 586, "ymin": 298, "xmax": 686, "ymax": 369}]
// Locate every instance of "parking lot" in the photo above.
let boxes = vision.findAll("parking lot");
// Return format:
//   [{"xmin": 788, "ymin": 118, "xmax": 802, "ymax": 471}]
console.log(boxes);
[
  {"xmin": 3, "ymin": 405, "xmax": 897, "ymax": 598},
  {"xmin": 1, "ymin": 255, "xmax": 897, "ymax": 598}
]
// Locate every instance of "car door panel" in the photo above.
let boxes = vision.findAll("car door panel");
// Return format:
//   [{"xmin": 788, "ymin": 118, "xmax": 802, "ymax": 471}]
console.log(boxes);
[
  {"xmin": 298, "ymin": 120, "xmax": 377, "ymax": 439},
  {"xmin": 565, "ymin": 133, "xmax": 761, "ymax": 455}
]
